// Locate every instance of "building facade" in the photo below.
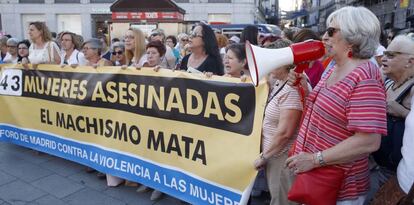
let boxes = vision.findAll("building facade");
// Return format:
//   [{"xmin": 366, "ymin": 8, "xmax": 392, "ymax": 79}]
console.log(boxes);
[
  {"xmin": 285, "ymin": 0, "xmax": 414, "ymax": 33},
  {"xmin": 0, "ymin": 0, "xmax": 267, "ymax": 39}
]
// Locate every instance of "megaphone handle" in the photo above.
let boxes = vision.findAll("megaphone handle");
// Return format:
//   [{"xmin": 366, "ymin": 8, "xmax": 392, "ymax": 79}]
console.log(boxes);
[{"xmin": 293, "ymin": 62, "xmax": 309, "ymax": 86}]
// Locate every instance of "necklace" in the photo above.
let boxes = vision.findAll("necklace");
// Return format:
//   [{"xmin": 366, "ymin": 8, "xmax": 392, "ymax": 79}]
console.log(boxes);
[{"xmin": 392, "ymin": 75, "xmax": 414, "ymax": 91}]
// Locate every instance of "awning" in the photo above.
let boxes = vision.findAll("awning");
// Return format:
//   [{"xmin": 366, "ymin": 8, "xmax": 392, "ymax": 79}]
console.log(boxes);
[{"xmin": 110, "ymin": 0, "xmax": 186, "ymax": 22}]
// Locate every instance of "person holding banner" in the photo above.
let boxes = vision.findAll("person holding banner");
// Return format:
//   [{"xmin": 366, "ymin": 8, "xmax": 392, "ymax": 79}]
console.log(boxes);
[
  {"xmin": 135, "ymin": 40, "xmax": 167, "ymax": 201},
  {"xmin": 59, "ymin": 31, "xmax": 87, "ymax": 67},
  {"xmin": 285, "ymin": 6, "xmax": 387, "ymax": 205},
  {"xmin": 253, "ymin": 39, "xmax": 304, "ymax": 205},
  {"xmin": 180, "ymin": 23, "xmax": 224, "ymax": 75},
  {"xmin": 81, "ymin": 38, "xmax": 112, "ymax": 67},
  {"xmin": 17, "ymin": 40, "xmax": 30, "ymax": 63},
  {"xmin": 223, "ymin": 43, "xmax": 249, "ymax": 78},
  {"xmin": 124, "ymin": 28, "xmax": 147, "ymax": 68},
  {"xmin": 25, "ymin": 22, "xmax": 61, "ymax": 67}
]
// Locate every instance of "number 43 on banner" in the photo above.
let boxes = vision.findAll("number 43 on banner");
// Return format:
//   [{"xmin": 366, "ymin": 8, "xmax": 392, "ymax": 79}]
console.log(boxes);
[{"xmin": 0, "ymin": 69, "xmax": 22, "ymax": 96}]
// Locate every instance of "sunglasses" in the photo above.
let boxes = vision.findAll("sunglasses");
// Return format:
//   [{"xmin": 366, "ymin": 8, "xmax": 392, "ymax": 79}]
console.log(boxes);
[
  {"xmin": 112, "ymin": 51, "xmax": 123, "ymax": 55},
  {"xmin": 326, "ymin": 27, "xmax": 340, "ymax": 37},
  {"xmin": 383, "ymin": 50, "xmax": 414, "ymax": 59},
  {"xmin": 189, "ymin": 33, "xmax": 203, "ymax": 38},
  {"xmin": 181, "ymin": 39, "xmax": 189, "ymax": 42}
]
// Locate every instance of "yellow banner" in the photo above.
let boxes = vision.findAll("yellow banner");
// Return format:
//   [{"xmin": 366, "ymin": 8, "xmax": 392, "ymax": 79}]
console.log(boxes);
[
  {"xmin": 401, "ymin": 0, "xmax": 409, "ymax": 8},
  {"xmin": 0, "ymin": 64, "xmax": 268, "ymax": 205}
]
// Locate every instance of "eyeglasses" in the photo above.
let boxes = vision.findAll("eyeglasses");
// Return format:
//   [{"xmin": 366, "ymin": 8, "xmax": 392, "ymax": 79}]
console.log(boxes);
[
  {"xmin": 112, "ymin": 51, "xmax": 123, "ymax": 55},
  {"xmin": 326, "ymin": 27, "xmax": 340, "ymax": 37},
  {"xmin": 151, "ymin": 33, "xmax": 160, "ymax": 37},
  {"xmin": 18, "ymin": 47, "xmax": 28, "ymax": 50},
  {"xmin": 383, "ymin": 50, "xmax": 414, "ymax": 59},
  {"xmin": 189, "ymin": 33, "xmax": 203, "ymax": 38},
  {"xmin": 83, "ymin": 47, "xmax": 97, "ymax": 50},
  {"xmin": 124, "ymin": 35, "xmax": 134, "ymax": 40},
  {"xmin": 7, "ymin": 45, "xmax": 17, "ymax": 48},
  {"xmin": 181, "ymin": 39, "xmax": 189, "ymax": 42}
]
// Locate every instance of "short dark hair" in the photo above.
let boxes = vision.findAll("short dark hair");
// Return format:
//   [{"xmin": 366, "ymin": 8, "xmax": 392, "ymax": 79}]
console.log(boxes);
[
  {"xmin": 166, "ymin": 35, "xmax": 177, "ymax": 46},
  {"xmin": 146, "ymin": 40, "xmax": 166, "ymax": 57},
  {"xmin": 226, "ymin": 43, "xmax": 247, "ymax": 69}
]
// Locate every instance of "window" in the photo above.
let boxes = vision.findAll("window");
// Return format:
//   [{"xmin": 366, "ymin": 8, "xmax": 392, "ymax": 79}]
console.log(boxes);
[
  {"xmin": 57, "ymin": 15, "xmax": 82, "ymax": 35},
  {"xmin": 19, "ymin": 0, "xmax": 45, "ymax": 3},
  {"xmin": 174, "ymin": 0, "xmax": 190, "ymax": 2},
  {"xmin": 55, "ymin": 0, "xmax": 80, "ymax": 3},
  {"xmin": 90, "ymin": 0, "xmax": 116, "ymax": 3},
  {"xmin": 208, "ymin": 0, "xmax": 231, "ymax": 3},
  {"xmin": 208, "ymin": 13, "xmax": 231, "ymax": 23}
]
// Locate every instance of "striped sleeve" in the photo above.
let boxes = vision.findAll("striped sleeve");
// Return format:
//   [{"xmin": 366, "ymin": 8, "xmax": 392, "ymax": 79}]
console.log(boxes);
[
  {"xmin": 346, "ymin": 79, "xmax": 387, "ymax": 135},
  {"xmin": 278, "ymin": 86, "xmax": 303, "ymax": 111}
]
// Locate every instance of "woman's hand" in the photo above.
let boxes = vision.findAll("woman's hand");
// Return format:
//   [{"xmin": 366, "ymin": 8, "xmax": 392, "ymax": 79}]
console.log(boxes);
[
  {"xmin": 21, "ymin": 57, "xmax": 30, "ymax": 70},
  {"xmin": 240, "ymin": 75, "xmax": 248, "ymax": 82},
  {"xmin": 285, "ymin": 152, "xmax": 317, "ymax": 174},
  {"xmin": 387, "ymin": 100, "xmax": 409, "ymax": 117},
  {"xmin": 121, "ymin": 65, "xmax": 128, "ymax": 70},
  {"xmin": 253, "ymin": 156, "xmax": 267, "ymax": 170},
  {"xmin": 60, "ymin": 64, "xmax": 66, "ymax": 68},
  {"xmin": 134, "ymin": 64, "xmax": 142, "ymax": 70},
  {"xmin": 92, "ymin": 64, "xmax": 98, "ymax": 69},
  {"xmin": 70, "ymin": 64, "xmax": 78, "ymax": 69},
  {"xmin": 204, "ymin": 72, "xmax": 213, "ymax": 78},
  {"xmin": 153, "ymin": 65, "xmax": 163, "ymax": 72},
  {"xmin": 287, "ymin": 69, "xmax": 305, "ymax": 86}
]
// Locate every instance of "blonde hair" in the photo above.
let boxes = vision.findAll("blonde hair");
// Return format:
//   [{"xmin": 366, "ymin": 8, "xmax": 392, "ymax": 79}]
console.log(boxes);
[
  {"xmin": 29, "ymin": 21, "xmax": 52, "ymax": 42},
  {"xmin": 125, "ymin": 28, "xmax": 146, "ymax": 65},
  {"xmin": 215, "ymin": 33, "xmax": 229, "ymax": 48}
]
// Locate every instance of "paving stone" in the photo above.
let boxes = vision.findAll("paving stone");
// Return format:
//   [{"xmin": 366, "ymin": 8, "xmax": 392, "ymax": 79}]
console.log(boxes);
[
  {"xmin": 29, "ymin": 195, "xmax": 68, "ymax": 205},
  {"xmin": 63, "ymin": 188, "xmax": 127, "ymax": 205},
  {"xmin": 16, "ymin": 149, "xmax": 58, "ymax": 164},
  {"xmin": 0, "ymin": 171, "xmax": 16, "ymax": 186},
  {"xmin": 31, "ymin": 174, "xmax": 84, "ymax": 198},
  {"xmin": 67, "ymin": 171, "xmax": 108, "ymax": 192},
  {"xmin": 39, "ymin": 158, "xmax": 84, "ymax": 177},
  {"xmin": 0, "ymin": 180, "xmax": 46, "ymax": 205},
  {"xmin": 103, "ymin": 185, "xmax": 153, "ymax": 205},
  {"xmin": 0, "ymin": 160, "xmax": 53, "ymax": 182},
  {"xmin": 154, "ymin": 194, "xmax": 183, "ymax": 205}
]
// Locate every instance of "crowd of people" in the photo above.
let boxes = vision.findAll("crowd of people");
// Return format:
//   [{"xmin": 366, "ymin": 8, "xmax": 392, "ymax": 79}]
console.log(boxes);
[{"xmin": 0, "ymin": 5, "xmax": 413, "ymax": 205}]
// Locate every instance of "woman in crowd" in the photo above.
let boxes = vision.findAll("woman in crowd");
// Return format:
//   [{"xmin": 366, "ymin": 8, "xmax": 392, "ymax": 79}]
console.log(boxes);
[
  {"xmin": 366, "ymin": 34, "xmax": 414, "ymax": 204},
  {"xmin": 82, "ymin": 38, "xmax": 112, "ymax": 67},
  {"xmin": 26, "ymin": 21, "xmax": 61, "ymax": 66},
  {"xmin": 165, "ymin": 35, "xmax": 180, "ymax": 64},
  {"xmin": 124, "ymin": 28, "xmax": 146, "ymax": 67},
  {"xmin": 176, "ymin": 33, "xmax": 190, "ymax": 59},
  {"xmin": 17, "ymin": 40, "xmax": 30, "ymax": 63},
  {"xmin": 111, "ymin": 41, "xmax": 126, "ymax": 66},
  {"xmin": 253, "ymin": 39, "xmax": 305, "ymax": 205},
  {"xmin": 180, "ymin": 23, "xmax": 224, "ymax": 75},
  {"xmin": 286, "ymin": 6, "xmax": 387, "ymax": 204},
  {"xmin": 59, "ymin": 31, "xmax": 87, "ymax": 66},
  {"xmin": 3, "ymin": 38, "xmax": 19, "ymax": 64},
  {"xmin": 292, "ymin": 28, "xmax": 325, "ymax": 88},
  {"xmin": 215, "ymin": 33, "xmax": 229, "ymax": 59},
  {"xmin": 135, "ymin": 40, "xmax": 167, "ymax": 201},
  {"xmin": 223, "ymin": 43, "xmax": 248, "ymax": 78},
  {"xmin": 240, "ymin": 25, "xmax": 259, "ymax": 45},
  {"xmin": 371, "ymin": 94, "xmax": 414, "ymax": 205}
]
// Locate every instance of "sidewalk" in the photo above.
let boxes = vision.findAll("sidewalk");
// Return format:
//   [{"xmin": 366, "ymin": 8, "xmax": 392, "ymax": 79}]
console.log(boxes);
[{"xmin": 0, "ymin": 142, "xmax": 268, "ymax": 205}]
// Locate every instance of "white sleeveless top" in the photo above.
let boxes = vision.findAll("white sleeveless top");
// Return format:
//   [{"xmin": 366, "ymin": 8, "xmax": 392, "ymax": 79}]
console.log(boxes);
[{"xmin": 28, "ymin": 41, "xmax": 60, "ymax": 64}]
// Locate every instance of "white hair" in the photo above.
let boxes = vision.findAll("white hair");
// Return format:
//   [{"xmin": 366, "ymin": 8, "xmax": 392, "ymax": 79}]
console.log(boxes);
[{"xmin": 327, "ymin": 6, "xmax": 380, "ymax": 59}]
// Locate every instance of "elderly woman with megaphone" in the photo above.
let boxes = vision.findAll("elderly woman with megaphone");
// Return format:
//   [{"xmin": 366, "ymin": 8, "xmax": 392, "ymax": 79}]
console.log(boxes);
[{"xmin": 284, "ymin": 6, "xmax": 387, "ymax": 205}]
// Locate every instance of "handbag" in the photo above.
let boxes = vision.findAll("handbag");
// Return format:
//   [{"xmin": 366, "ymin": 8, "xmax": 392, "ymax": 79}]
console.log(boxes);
[
  {"xmin": 373, "ymin": 81, "xmax": 414, "ymax": 171},
  {"xmin": 287, "ymin": 81, "xmax": 345, "ymax": 205}
]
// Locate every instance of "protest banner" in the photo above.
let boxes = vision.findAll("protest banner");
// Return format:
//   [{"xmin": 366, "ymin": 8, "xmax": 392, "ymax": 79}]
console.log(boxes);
[{"xmin": 0, "ymin": 64, "xmax": 268, "ymax": 205}]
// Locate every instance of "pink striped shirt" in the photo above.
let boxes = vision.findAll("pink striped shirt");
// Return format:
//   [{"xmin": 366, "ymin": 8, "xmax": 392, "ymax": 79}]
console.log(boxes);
[{"xmin": 293, "ymin": 61, "xmax": 387, "ymax": 200}]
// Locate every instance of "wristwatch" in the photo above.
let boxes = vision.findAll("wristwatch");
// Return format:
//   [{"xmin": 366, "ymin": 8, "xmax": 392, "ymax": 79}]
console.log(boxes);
[{"xmin": 316, "ymin": 151, "xmax": 327, "ymax": 166}]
